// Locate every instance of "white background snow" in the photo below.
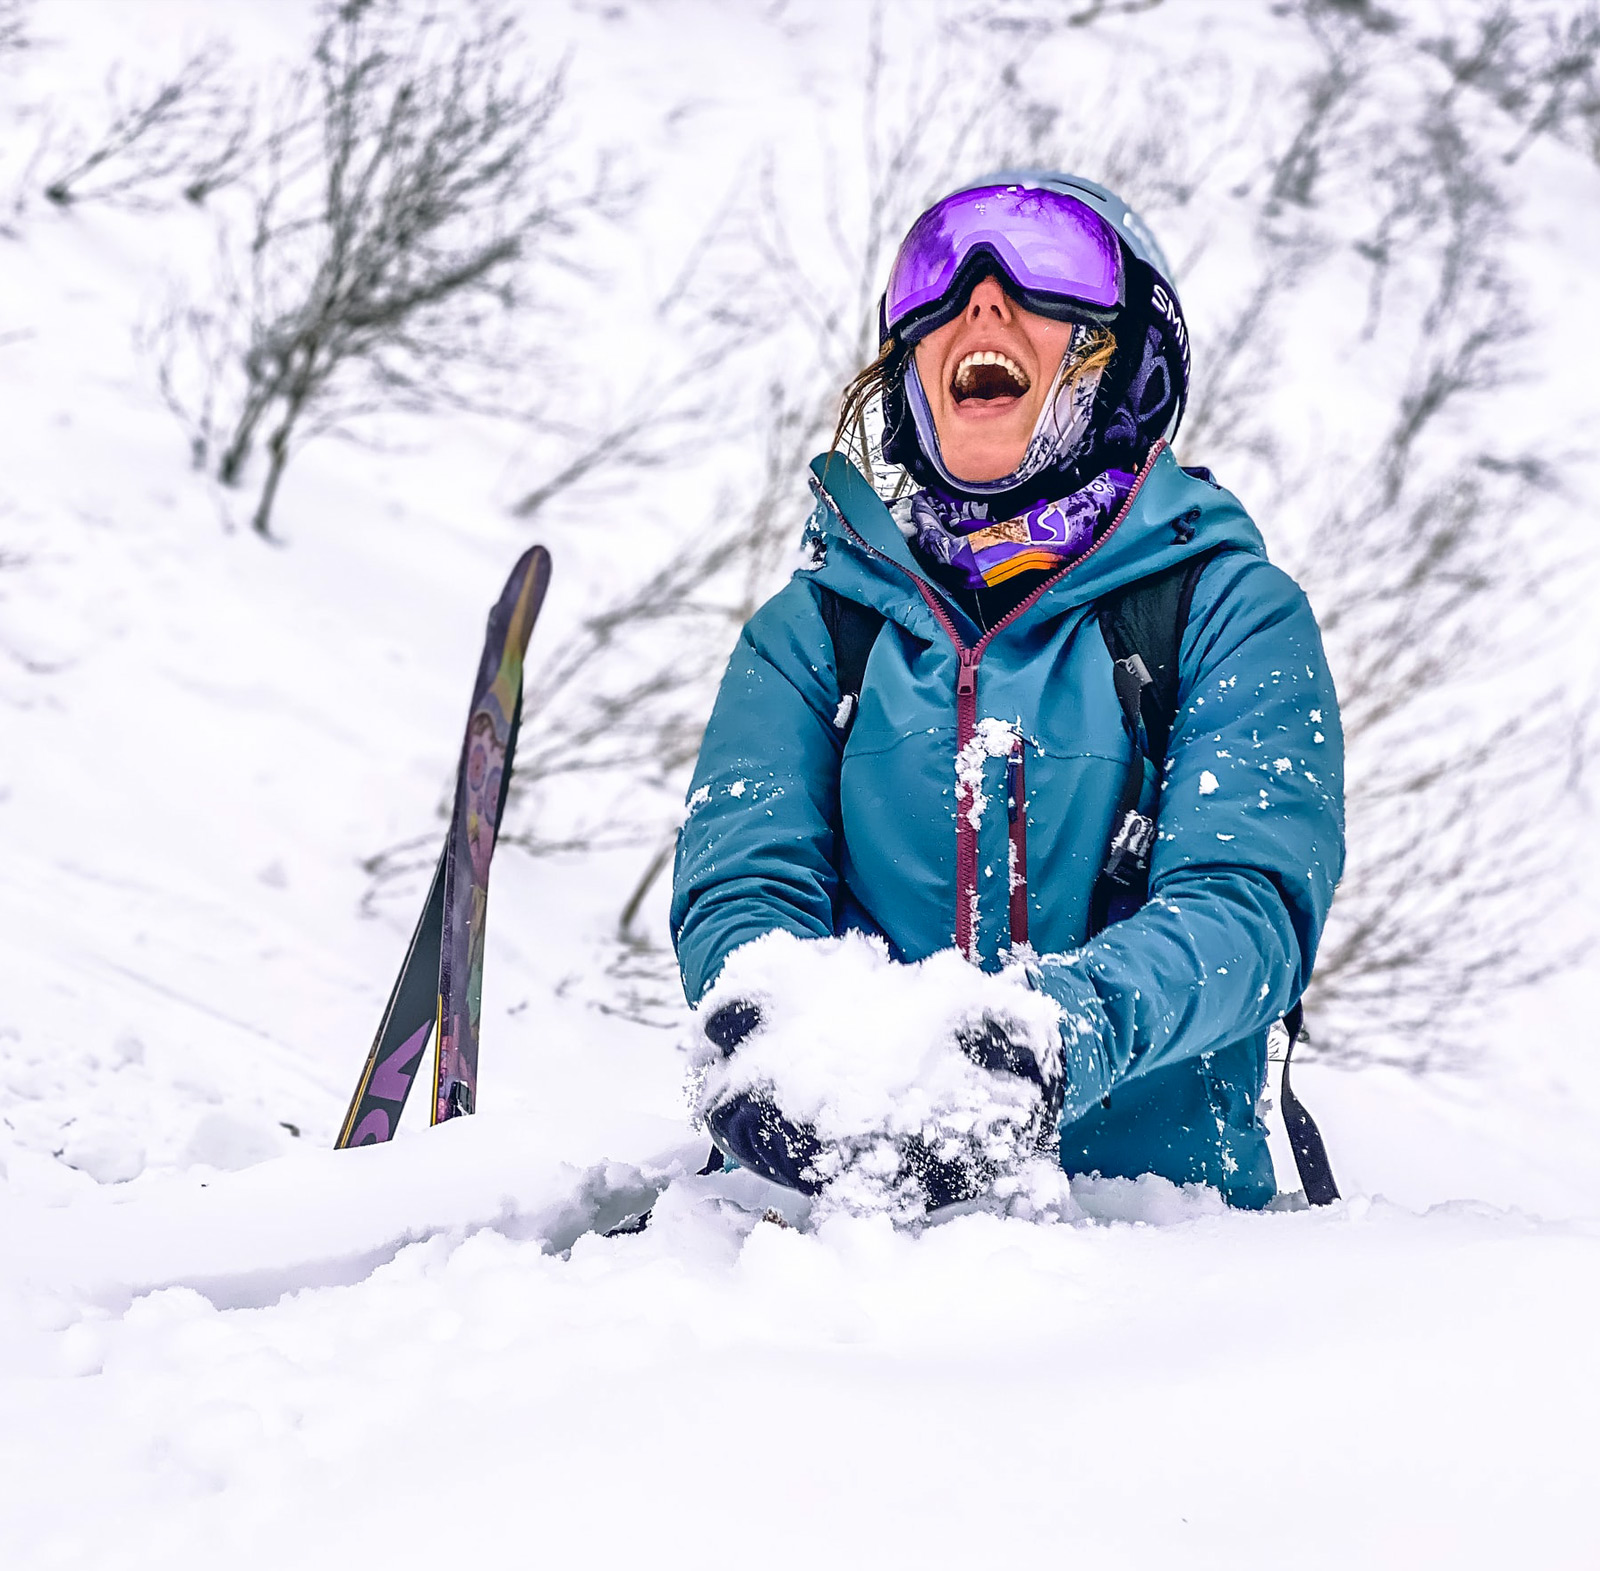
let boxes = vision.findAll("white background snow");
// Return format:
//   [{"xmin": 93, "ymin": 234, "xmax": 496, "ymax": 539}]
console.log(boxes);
[{"xmin": 2, "ymin": 1, "xmax": 1598, "ymax": 1566}]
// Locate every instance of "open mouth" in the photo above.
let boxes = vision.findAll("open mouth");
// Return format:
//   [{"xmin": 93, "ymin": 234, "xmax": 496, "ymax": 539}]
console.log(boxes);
[{"xmin": 951, "ymin": 350, "xmax": 1031, "ymax": 404}]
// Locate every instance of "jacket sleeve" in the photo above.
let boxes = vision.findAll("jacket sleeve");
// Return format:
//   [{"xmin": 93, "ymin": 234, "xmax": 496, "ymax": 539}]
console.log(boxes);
[
  {"xmin": 1031, "ymin": 551, "xmax": 1346, "ymax": 1124},
  {"xmin": 670, "ymin": 578, "xmax": 846, "ymax": 1004}
]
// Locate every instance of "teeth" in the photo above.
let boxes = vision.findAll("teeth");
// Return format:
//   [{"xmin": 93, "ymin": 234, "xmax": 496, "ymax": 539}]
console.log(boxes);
[{"xmin": 953, "ymin": 350, "xmax": 1029, "ymax": 388}]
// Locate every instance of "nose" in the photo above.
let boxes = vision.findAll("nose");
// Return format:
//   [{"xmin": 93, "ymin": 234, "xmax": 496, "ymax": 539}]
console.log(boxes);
[{"xmin": 963, "ymin": 274, "xmax": 1014, "ymax": 323}]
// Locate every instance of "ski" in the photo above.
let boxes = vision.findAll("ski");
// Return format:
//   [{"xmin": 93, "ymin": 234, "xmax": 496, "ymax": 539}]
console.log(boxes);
[
  {"xmin": 432, "ymin": 545, "xmax": 549, "ymax": 1126},
  {"xmin": 335, "ymin": 545, "xmax": 552, "ymax": 1148},
  {"xmin": 334, "ymin": 848, "xmax": 447, "ymax": 1147}
]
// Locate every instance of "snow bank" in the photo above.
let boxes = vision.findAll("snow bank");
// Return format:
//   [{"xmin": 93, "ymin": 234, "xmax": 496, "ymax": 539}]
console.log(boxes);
[
  {"xmin": 688, "ymin": 930, "xmax": 1073, "ymax": 1222},
  {"xmin": 2, "ymin": 1115, "xmax": 697, "ymax": 1316},
  {"xmin": 7, "ymin": 1162, "xmax": 1599, "ymax": 1571}
]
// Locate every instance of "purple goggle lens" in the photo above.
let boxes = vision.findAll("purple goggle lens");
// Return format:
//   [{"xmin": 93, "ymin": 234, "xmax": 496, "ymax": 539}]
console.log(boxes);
[{"xmin": 884, "ymin": 183, "xmax": 1124, "ymax": 341}]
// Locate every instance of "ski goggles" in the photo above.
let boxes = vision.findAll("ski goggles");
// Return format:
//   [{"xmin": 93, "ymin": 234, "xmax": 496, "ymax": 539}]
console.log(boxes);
[{"xmin": 882, "ymin": 183, "xmax": 1125, "ymax": 343}]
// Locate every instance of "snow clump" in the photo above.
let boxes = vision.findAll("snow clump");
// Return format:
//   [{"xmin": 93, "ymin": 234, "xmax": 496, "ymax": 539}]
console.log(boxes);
[
  {"xmin": 687, "ymin": 930, "xmax": 1077, "ymax": 1225},
  {"xmin": 955, "ymin": 717, "xmax": 1022, "ymax": 829}
]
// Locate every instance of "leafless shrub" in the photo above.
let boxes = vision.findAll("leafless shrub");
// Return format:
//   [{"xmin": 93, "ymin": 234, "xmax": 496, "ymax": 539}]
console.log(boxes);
[
  {"xmin": 0, "ymin": 0, "xmax": 29, "ymax": 61},
  {"xmin": 141, "ymin": 288, "xmax": 230, "ymax": 471},
  {"xmin": 153, "ymin": 0, "xmax": 604, "ymax": 538},
  {"xmin": 1199, "ymin": 2, "xmax": 1594, "ymax": 1065},
  {"xmin": 1419, "ymin": 1, "xmax": 1600, "ymax": 163},
  {"xmin": 0, "ymin": 1, "xmax": 40, "ymax": 236},
  {"xmin": 40, "ymin": 43, "xmax": 249, "ymax": 209},
  {"xmin": 1308, "ymin": 1, "xmax": 1600, "ymax": 159}
]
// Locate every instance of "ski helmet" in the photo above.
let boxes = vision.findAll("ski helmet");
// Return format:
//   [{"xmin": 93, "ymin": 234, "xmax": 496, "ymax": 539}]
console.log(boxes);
[{"xmin": 877, "ymin": 171, "xmax": 1189, "ymax": 504}]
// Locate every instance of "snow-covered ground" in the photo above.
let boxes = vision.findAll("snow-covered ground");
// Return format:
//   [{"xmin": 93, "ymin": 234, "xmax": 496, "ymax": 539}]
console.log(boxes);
[{"xmin": 2, "ymin": 2, "xmax": 1599, "ymax": 1566}]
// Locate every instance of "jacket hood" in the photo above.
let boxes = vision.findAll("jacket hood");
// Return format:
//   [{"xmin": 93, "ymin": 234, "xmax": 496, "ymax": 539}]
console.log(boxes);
[{"xmin": 806, "ymin": 444, "xmax": 1267, "ymax": 643}]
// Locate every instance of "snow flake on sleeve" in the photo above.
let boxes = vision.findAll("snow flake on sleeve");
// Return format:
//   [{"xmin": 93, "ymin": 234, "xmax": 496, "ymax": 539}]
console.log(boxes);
[{"xmin": 1199, "ymin": 770, "xmax": 1220, "ymax": 796}]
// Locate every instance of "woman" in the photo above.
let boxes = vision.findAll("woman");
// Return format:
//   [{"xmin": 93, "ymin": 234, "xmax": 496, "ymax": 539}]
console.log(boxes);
[{"xmin": 671, "ymin": 173, "xmax": 1345, "ymax": 1210}]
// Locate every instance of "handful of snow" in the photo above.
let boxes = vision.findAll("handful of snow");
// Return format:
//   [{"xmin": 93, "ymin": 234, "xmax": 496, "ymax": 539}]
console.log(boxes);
[{"xmin": 687, "ymin": 931, "xmax": 1074, "ymax": 1223}]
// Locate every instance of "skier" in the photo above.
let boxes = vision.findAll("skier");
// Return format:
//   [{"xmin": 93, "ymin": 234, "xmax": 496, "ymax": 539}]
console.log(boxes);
[{"xmin": 671, "ymin": 174, "xmax": 1345, "ymax": 1210}]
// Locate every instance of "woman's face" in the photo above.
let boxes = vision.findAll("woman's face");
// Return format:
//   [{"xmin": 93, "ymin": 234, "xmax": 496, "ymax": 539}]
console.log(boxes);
[{"xmin": 911, "ymin": 274, "xmax": 1076, "ymax": 484}]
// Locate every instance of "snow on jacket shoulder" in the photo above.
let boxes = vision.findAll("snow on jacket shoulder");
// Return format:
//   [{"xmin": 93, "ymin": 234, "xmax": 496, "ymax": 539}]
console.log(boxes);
[{"xmin": 671, "ymin": 444, "xmax": 1346, "ymax": 1207}]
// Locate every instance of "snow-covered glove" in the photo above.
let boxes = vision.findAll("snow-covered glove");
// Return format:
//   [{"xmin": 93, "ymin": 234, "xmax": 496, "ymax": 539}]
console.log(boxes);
[
  {"xmin": 688, "ymin": 933, "xmax": 1071, "ymax": 1222},
  {"xmin": 897, "ymin": 1013, "xmax": 1065, "ymax": 1210},
  {"xmin": 957, "ymin": 1013, "xmax": 1064, "ymax": 1125},
  {"xmin": 701, "ymin": 1001, "xmax": 827, "ymax": 1195}
]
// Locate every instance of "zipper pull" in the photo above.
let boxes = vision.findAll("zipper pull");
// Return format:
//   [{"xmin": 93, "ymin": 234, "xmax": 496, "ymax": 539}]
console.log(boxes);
[{"xmin": 956, "ymin": 646, "xmax": 978, "ymax": 699}]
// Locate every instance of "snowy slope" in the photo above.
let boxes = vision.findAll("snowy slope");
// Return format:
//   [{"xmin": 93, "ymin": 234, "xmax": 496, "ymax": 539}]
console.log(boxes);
[
  {"xmin": 6, "ymin": 1150, "xmax": 1598, "ymax": 1570},
  {"xmin": 2, "ymin": 1, "xmax": 1599, "ymax": 1566}
]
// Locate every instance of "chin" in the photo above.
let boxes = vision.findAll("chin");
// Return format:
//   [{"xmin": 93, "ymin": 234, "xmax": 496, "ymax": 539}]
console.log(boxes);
[
  {"xmin": 942, "ymin": 448, "xmax": 1030, "ymax": 484},
  {"xmin": 938, "ymin": 408, "xmax": 1034, "ymax": 485}
]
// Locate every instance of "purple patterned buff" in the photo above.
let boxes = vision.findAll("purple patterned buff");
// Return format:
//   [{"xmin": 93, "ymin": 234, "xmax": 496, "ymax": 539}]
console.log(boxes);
[
  {"xmin": 884, "ymin": 183, "xmax": 1124, "ymax": 342},
  {"xmin": 908, "ymin": 468, "xmax": 1135, "ymax": 590}
]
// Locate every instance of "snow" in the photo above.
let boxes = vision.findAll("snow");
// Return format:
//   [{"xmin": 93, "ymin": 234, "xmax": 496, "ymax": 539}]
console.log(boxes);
[
  {"xmin": 689, "ymin": 931, "xmax": 1065, "ymax": 1220},
  {"xmin": 6, "ymin": 1147, "xmax": 1599, "ymax": 1569},
  {"xmin": 1, "ymin": 1, "xmax": 1598, "ymax": 1566},
  {"xmin": 955, "ymin": 715, "xmax": 1022, "ymax": 829}
]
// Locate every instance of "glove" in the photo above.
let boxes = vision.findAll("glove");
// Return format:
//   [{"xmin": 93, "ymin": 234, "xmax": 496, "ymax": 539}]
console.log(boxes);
[
  {"xmin": 701, "ymin": 1001, "xmax": 827, "ymax": 1195},
  {"xmin": 899, "ymin": 1013, "xmax": 1064, "ymax": 1211},
  {"xmin": 954, "ymin": 1015, "xmax": 1064, "ymax": 1135}
]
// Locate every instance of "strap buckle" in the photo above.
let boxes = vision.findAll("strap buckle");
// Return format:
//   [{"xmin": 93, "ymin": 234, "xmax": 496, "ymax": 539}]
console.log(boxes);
[{"xmin": 1102, "ymin": 808, "xmax": 1156, "ymax": 885}]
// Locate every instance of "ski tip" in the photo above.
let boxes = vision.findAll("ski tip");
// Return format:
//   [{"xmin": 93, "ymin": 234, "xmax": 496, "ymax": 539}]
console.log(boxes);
[
  {"xmin": 497, "ymin": 545, "xmax": 553, "ymax": 635},
  {"xmin": 514, "ymin": 543, "xmax": 552, "ymax": 585}
]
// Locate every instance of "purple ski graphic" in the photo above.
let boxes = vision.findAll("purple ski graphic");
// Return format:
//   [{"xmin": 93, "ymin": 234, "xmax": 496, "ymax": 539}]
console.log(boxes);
[{"xmin": 335, "ymin": 545, "xmax": 551, "ymax": 1148}]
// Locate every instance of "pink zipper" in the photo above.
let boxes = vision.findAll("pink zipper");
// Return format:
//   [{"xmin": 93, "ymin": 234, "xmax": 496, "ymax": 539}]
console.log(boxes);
[{"xmin": 813, "ymin": 441, "xmax": 1166, "ymax": 962}]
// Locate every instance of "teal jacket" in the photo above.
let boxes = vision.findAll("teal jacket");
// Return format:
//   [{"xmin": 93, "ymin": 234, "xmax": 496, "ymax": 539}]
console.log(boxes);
[{"xmin": 671, "ymin": 444, "xmax": 1345, "ymax": 1207}]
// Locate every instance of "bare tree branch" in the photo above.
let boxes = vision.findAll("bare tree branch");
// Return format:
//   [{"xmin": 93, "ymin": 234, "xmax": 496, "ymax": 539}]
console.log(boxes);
[
  {"xmin": 150, "ymin": 0, "xmax": 606, "ymax": 537},
  {"xmin": 41, "ymin": 43, "xmax": 248, "ymax": 210},
  {"xmin": 0, "ymin": 0, "xmax": 28, "ymax": 61}
]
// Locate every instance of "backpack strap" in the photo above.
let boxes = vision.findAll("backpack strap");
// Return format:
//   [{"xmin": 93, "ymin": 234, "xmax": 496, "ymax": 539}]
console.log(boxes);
[
  {"xmin": 1090, "ymin": 548, "xmax": 1340, "ymax": 1207},
  {"xmin": 1279, "ymin": 1001, "xmax": 1340, "ymax": 1205},
  {"xmin": 816, "ymin": 584, "xmax": 887, "ymax": 740},
  {"xmin": 1089, "ymin": 550, "xmax": 1217, "ymax": 932}
]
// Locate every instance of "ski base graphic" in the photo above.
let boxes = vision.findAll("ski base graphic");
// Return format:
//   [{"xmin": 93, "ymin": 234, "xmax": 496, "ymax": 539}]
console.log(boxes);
[{"xmin": 335, "ymin": 546, "xmax": 551, "ymax": 1149}]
